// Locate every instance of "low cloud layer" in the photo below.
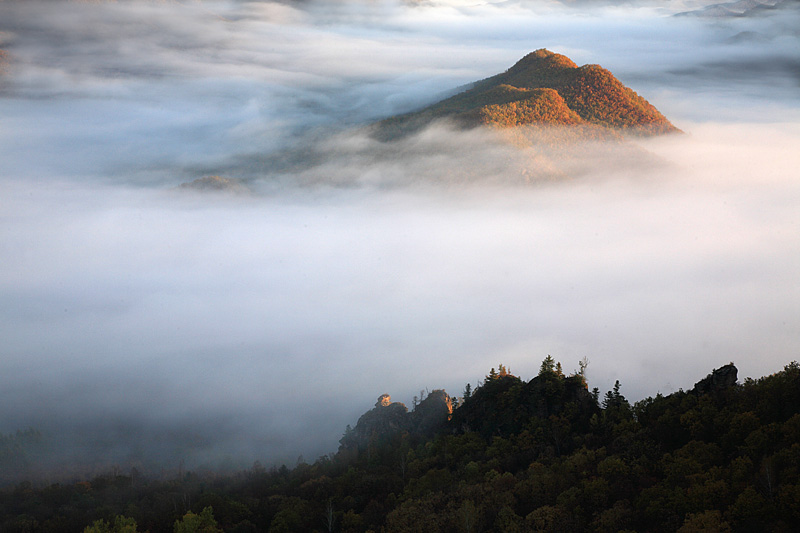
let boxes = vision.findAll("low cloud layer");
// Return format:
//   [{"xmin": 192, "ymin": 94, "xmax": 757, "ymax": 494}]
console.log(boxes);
[{"xmin": 0, "ymin": 0, "xmax": 798, "ymax": 479}]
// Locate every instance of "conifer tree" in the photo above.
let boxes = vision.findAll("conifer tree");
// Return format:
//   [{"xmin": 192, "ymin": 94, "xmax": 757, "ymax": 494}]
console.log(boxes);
[{"xmin": 540, "ymin": 355, "xmax": 556, "ymax": 376}]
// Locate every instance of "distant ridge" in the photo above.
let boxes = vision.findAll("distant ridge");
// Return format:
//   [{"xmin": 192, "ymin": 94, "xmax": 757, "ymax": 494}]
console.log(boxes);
[
  {"xmin": 177, "ymin": 175, "xmax": 250, "ymax": 194},
  {"xmin": 375, "ymin": 49, "xmax": 679, "ymax": 140},
  {"xmin": 675, "ymin": 0, "xmax": 788, "ymax": 17}
]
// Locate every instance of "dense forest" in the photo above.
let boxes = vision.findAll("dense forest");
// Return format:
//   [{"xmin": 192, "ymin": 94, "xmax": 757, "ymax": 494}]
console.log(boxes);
[{"xmin": 2, "ymin": 358, "xmax": 800, "ymax": 532}]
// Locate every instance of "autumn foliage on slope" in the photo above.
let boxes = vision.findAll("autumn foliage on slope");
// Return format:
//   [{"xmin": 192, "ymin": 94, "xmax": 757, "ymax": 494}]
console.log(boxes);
[{"xmin": 376, "ymin": 49, "xmax": 679, "ymax": 139}]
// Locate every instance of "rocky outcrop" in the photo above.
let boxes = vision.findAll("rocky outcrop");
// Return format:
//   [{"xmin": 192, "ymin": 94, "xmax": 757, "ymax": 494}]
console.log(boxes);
[
  {"xmin": 339, "ymin": 363, "xmax": 742, "ymax": 459},
  {"xmin": 691, "ymin": 363, "xmax": 738, "ymax": 395},
  {"xmin": 339, "ymin": 391, "xmax": 453, "ymax": 451},
  {"xmin": 339, "ymin": 395, "xmax": 410, "ymax": 452},
  {"xmin": 340, "ymin": 394, "xmax": 411, "ymax": 449},
  {"xmin": 412, "ymin": 390, "xmax": 453, "ymax": 436}
]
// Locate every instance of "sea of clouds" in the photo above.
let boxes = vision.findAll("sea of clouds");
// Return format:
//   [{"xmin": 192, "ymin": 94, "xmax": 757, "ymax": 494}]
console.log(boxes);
[{"xmin": 0, "ymin": 0, "xmax": 798, "ymax": 477}]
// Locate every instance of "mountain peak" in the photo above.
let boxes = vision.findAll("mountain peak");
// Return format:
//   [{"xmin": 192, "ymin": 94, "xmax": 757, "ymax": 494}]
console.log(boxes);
[
  {"xmin": 507, "ymin": 48, "xmax": 578, "ymax": 73},
  {"xmin": 375, "ymin": 50, "xmax": 679, "ymax": 139}
]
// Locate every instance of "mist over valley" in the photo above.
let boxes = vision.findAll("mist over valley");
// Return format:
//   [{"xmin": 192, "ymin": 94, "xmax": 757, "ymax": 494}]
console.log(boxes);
[{"xmin": 0, "ymin": 0, "xmax": 798, "ymax": 480}]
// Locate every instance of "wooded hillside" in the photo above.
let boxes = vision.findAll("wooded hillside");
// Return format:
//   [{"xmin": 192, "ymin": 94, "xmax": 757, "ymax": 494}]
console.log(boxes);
[
  {"xmin": 374, "ymin": 49, "xmax": 680, "ymax": 140},
  {"xmin": 2, "ymin": 359, "xmax": 799, "ymax": 532}
]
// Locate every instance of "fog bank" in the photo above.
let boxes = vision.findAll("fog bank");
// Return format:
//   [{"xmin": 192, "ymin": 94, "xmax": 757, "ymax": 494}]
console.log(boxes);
[{"xmin": 0, "ymin": 0, "xmax": 798, "ymax": 478}]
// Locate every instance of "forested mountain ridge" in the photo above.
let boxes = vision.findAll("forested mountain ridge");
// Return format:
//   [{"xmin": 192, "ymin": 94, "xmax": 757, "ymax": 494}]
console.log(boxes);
[
  {"xmin": 170, "ymin": 50, "xmax": 677, "ymax": 188},
  {"xmin": 3, "ymin": 360, "xmax": 800, "ymax": 532},
  {"xmin": 374, "ymin": 49, "xmax": 680, "ymax": 140}
]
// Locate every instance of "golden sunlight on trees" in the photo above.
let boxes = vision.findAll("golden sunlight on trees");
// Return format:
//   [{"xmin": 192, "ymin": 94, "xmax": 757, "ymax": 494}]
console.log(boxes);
[
  {"xmin": 83, "ymin": 516, "xmax": 139, "ymax": 533},
  {"xmin": 375, "ymin": 49, "xmax": 679, "ymax": 140},
  {"xmin": 173, "ymin": 506, "xmax": 222, "ymax": 533}
]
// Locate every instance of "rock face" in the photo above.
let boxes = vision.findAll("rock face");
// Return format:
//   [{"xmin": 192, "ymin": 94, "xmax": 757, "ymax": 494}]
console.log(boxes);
[
  {"xmin": 413, "ymin": 390, "xmax": 453, "ymax": 436},
  {"xmin": 342, "ymin": 395, "xmax": 410, "ymax": 449},
  {"xmin": 375, "ymin": 49, "xmax": 679, "ymax": 140},
  {"xmin": 339, "ymin": 391, "xmax": 452, "ymax": 451},
  {"xmin": 692, "ymin": 363, "xmax": 738, "ymax": 395}
]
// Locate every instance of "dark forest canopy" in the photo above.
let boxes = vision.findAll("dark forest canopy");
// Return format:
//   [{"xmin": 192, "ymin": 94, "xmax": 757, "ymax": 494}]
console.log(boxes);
[{"xmin": 3, "ymin": 359, "xmax": 800, "ymax": 532}]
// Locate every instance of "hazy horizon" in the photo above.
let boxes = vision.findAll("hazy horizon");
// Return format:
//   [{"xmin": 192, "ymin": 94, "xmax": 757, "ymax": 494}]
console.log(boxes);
[{"xmin": 0, "ymin": 0, "xmax": 798, "ymax": 479}]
